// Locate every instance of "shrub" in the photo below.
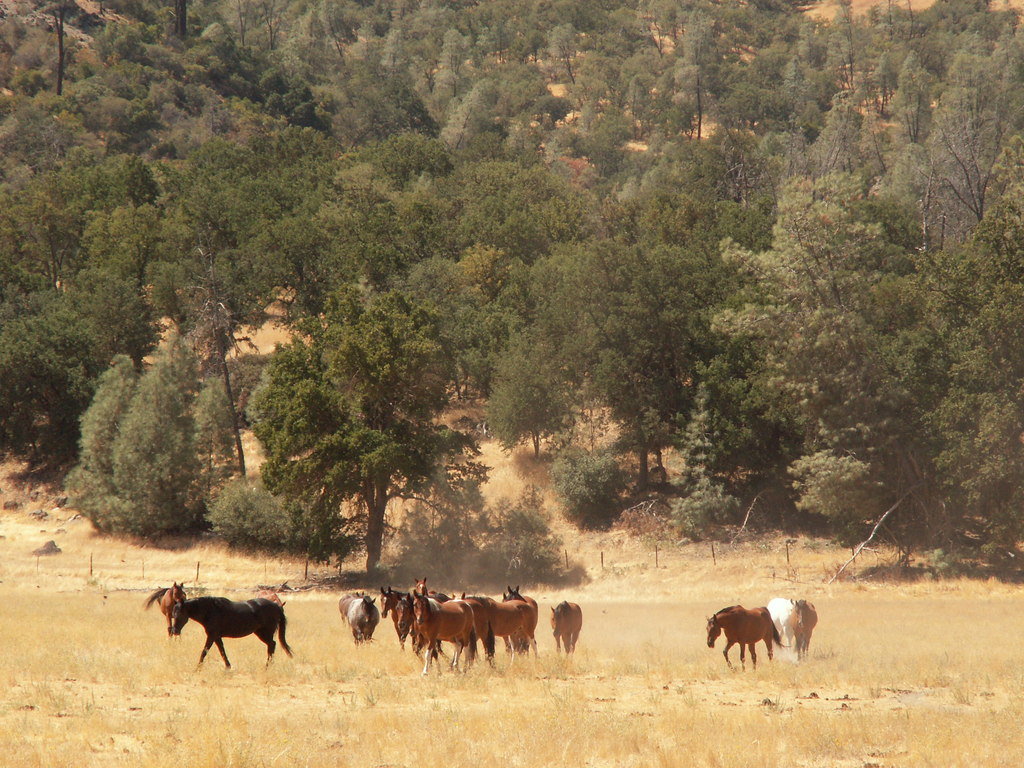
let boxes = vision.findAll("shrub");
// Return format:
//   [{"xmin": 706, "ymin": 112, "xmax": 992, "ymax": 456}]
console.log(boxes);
[
  {"xmin": 207, "ymin": 478, "xmax": 289, "ymax": 553},
  {"xmin": 551, "ymin": 448, "xmax": 625, "ymax": 529},
  {"xmin": 671, "ymin": 476, "xmax": 740, "ymax": 541}
]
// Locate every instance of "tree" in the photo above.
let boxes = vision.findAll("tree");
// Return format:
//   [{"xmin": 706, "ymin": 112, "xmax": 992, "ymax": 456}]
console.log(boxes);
[
  {"xmin": 110, "ymin": 333, "xmax": 202, "ymax": 536},
  {"xmin": 66, "ymin": 356, "xmax": 138, "ymax": 529},
  {"xmin": 488, "ymin": 330, "xmax": 569, "ymax": 457},
  {"xmin": 251, "ymin": 287, "xmax": 477, "ymax": 572}
]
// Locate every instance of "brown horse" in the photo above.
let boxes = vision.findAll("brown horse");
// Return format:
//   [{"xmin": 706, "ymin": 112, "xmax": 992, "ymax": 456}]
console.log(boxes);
[
  {"xmin": 380, "ymin": 587, "xmax": 412, "ymax": 649},
  {"xmin": 551, "ymin": 601, "xmax": 583, "ymax": 653},
  {"xmin": 502, "ymin": 585, "xmax": 539, "ymax": 655},
  {"xmin": 706, "ymin": 605, "xmax": 780, "ymax": 669},
  {"xmin": 256, "ymin": 589, "xmax": 284, "ymax": 606},
  {"xmin": 144, "ymin": 582, "xmax": 187, "ymax": 637},
  {"xmin": 794, "ymin": 600, "xmax": 818, "ymax": 658},
  {"xmin": 460, "ymin": 594, "xmax": 534, "ymax": 663},
  {"xmin": 412, "ymin": 578, "xmax": 450, "ymax": 602},
  {"xmin": 412, "ymin": 593, "xmax": 477, "ymax": 675}
]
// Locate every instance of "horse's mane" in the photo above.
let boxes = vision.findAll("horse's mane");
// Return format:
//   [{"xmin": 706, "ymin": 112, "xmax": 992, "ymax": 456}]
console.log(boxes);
[{"xmin": 714, "ymin": 605, "xmax": 741, "ymax": 617}]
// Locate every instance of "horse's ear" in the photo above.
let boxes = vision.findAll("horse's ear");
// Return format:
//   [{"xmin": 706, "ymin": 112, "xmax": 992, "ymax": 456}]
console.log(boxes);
[
  {"xmin": 551, "ymin": 606, "xmax": 555, "ymax": 613},
  {"xmin": 370, "ymin": 597, "xmax": 376, "ymax": 604}
]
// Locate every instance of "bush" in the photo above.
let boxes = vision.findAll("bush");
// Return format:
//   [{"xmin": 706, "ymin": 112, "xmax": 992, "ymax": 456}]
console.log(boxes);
[
  {"xmin": 393, "ymin": 486, "xmax": 583, "ymax": 588},
  {"xmin": 207, "ymin": 478, "xmax": 289, "ymax": 553},
  {"xmin": 551, "ymin": 448, "xmax": 625, "ymax": 529},
  {"xmin": 670, "ymin": 477, "xmax": 740, "ymax": 541}
]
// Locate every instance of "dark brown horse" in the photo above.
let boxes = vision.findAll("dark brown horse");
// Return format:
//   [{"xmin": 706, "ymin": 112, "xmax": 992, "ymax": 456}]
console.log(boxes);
[
  {"xmin": 706, "ymin": 605, "xmax": 780, "ymax": 669},
  {"xmin": 172, "ymin": 596, "xmax": 292, "ymax": 669},
  {"xmin": 144, "ymin": 582, "xmax": 187, "ymax": 637},
  {"xmin": 380, "ymin": 587, "xmax": 412, "ymax": 649},
  {"xmin": 551, "ymin": 601, "xmax": 583, "ymax": 653},
  {"xmin": 412, "ymin": 593, "xmax": 476, "ymax": 675},
  {"xmin": 502, "ymin": 585, "xmax": 538, "ymax": 655}
]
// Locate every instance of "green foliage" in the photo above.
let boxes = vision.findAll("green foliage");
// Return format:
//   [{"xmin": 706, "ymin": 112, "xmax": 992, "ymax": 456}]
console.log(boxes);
[
  {"xmin": 110, "ymin": 333, "xmax": 202, "ymax": 536},
  {"xmin": 395, "ymin": 486, "xmax": 574, "ymax": 587},
  {"xmin": 206, "ymin": 478, "xmax": 291, "ymax": 553},
  {"xmin": 250, "ymin": 286, "xmax": 476, "ymax": 571},
  {"xmin": 551, "ymin": 448, "xmax": 626, "ymax": 530}
]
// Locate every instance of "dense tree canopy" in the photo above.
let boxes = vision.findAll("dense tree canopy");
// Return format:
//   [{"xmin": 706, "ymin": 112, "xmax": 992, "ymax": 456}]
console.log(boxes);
[{"xmin": 9, "ymin": 0, "xmax": 1024, "ymax": 573}]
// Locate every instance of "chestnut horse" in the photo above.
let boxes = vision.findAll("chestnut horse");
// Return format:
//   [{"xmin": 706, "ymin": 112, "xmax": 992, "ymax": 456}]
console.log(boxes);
[
  {"xmin": 256, "ymin": 589, "xmax": 284, "ymax": 606},
  {"xmin": 144, "ymin": 582, "xmax": 187, "ymax": 637},
  {"xmin": 551, "ymin": 601, "xmax": 583, "ymax": 653},
  {"xmin": 794, "ymin": 599, "xmax": 818, "ymax": 658},
  {"xmin": 502, "ymin": 585, "xmax": 538, "ymax": 655},
  {"xmin": 412, "ymin": 578, "xmax": 450, "ymax": 602},
  {"xmin": 460, "ymin": 594, "xmax": 533, "ymax": 663},
  {"xmin": 412, "ymin": 593, "xmax": 477, "ymax": 675},
  {"xmin": 706, "ymin": 605, "xmax": 780, "ymax": 669},
  {"xmin": 380, "ymin": 587, "xmax": 412, "ymax": 649}
]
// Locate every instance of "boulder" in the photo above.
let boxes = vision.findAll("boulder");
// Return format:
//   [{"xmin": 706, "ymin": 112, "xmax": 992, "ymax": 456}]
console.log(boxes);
[{"xmin": 32, "ymin": 540, "xmax": 62, "ymax": 556}]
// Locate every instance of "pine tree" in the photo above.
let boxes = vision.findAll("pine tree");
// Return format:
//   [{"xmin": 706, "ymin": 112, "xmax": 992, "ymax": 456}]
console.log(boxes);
[
  {"xmin": 67, "ymin": 356, "xmax": 138, "ymax": 532},
  {"xmin": 111, "ymin": 333, "xmax": 201, "ymax": 536}
]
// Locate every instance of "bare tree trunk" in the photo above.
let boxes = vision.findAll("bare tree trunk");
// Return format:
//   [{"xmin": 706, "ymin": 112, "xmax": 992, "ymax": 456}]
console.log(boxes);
[
  {"xmin": 54, "ymin": 3, "xmax": 66, "ymax": 95},
  {"xmin": 174, "ymin": 0, "xmax": 187, "ymax": 37},
  {"xmin": 217, "ymin": 330, "xmax": 246, "ymax": 477},
  {"xmin": 364, "ymin": 479, "xmax": 388, "ymax": 573}
]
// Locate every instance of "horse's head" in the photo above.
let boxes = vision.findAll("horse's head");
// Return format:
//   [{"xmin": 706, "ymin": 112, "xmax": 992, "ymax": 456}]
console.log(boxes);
[
  {"xmin": 412, "ymin": 592, "xmax": 432, "ymax": 626},
  {"xmin": 503, "ymin": 585, "xmax": 523, "ymax": 602},
  {"xmin": 170, "ymin": 582, "xmax": 187, "ymax": 603},
  {"xmin": 395, "ymin": 594, "xmax": 415, "ymax": 636},
  {"xmin": 413, "ymin": 578, "xmax": 428, "ymax": 596},
  {"xmin": 706, "ymin": 615, "xmax": 721, "ymax": 648},
  {"xmin": 171, "ymin": 600, "xmax": 189, "ymax": 636}
]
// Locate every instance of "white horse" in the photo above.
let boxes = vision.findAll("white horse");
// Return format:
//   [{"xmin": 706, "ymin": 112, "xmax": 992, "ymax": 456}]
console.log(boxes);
[{"xmin": 767, "ymin": 597, "xmax": 799, "ymax": 658}]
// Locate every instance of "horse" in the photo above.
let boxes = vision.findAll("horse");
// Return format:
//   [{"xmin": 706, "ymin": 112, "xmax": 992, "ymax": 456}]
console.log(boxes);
[
  {"xmin": 411, "ymin": 592, "xmax": 477, "ymax": 675},
  {"xmin": 144, "ymin": 582, "xmax": 187, "ymax": 637},
  {"xmin": 339, "ymin": 594, "xmax": 380, "ymax": 643},
  {"xmin": 380, "ymin": 587, "xmax": 412, "ymax": 649},
  {"xmin": 460, "ymin": 594, "xmax": 533, "ymax": 663},
  {"xmin": 794, "ymin": 599, "xmax": 818, "ymax": 658},
  {"xmin": 412, "ymin": 578, "xmax": 450, "ymax": 602},
  {"xmin": 502, "ymin": 585, "xmax": 539, "ymax": 655},
  {"xmin": 256, "ymin": 589, "xmax": 284, "ymax": 606},
  {"xmin": 766, "ymin": 597, "xmax": 798, "ymax": 653},
  {"xmin": 551, "ymin": 601, "xmax": 583, "ymax": 653},
  {"xmin": 705, "ymin": 605, "xmax": 780, "ymax": 669},
  {"xmin": 171, "ymin": 596, "xmax": 292, "ymax": 669}
]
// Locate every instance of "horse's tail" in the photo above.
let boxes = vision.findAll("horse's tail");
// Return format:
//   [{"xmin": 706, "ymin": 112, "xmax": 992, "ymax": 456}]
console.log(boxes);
[
  {"xmin": 467, "ymin": 626, "xmax": 478, "ymax": 664},
  {"xmin": 484, "ymin": 621, "xmax": 495, "ymax": 660},
  {"xmin": 277, "ymin": 608, "xmax": 294, "ymax": 657},
  {"xmin": 771, "ymin": 622, "xmax": 782, "ymax": 648},
  {"xmin": 144, "ymin": 587, "xmax": 168, "ymax": 610}
]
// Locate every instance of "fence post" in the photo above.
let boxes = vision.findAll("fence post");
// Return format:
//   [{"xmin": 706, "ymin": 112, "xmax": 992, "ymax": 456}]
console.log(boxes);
[
  {"xmin": 600, "ymin": 551, "xmax": 604, "ymax": 569},
  {"xmin": 655, "ymin": 544, "xmax": 659, "ymax": 568},
  {"xmin": 711, "ymin": 542, "xmax": 716, "ymax": 565},
  {"xmin": 195, "ymin": 561, "xmax": 200, "ymax": 583}
]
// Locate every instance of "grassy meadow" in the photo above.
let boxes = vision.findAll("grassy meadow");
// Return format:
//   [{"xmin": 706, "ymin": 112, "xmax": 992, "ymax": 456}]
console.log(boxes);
[{"xmin": 2, "ymin": 491, "xmax": 1024, "ymax": 768}]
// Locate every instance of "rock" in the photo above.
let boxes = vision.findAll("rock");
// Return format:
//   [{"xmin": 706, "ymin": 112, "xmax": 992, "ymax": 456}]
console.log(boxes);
[
  {"xmin": 29, "ymin": 509, "xmax": 48, "ymax": 520},
  {"xmin": 55, "ymin": 496, "xmax": 68, "ymax": 507},
  {"xmin": 3, "ymin": 500, "xmax": 19, "ymax": 510},
  {"xmin": 32, "ymin": 540, "xmax": 62, "ymax": 556}
]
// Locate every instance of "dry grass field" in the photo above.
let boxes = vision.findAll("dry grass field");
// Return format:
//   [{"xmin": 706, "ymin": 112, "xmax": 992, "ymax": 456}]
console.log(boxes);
[{"xmin": 3, "ymin": 444, "xmax": 1024, "ymax": 767}]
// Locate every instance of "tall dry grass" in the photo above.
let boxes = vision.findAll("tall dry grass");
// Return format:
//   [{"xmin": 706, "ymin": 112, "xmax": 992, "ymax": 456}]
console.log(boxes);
[{"xmin": 3, "ymin": 506, "xmax": 1024, "ymax": 768}]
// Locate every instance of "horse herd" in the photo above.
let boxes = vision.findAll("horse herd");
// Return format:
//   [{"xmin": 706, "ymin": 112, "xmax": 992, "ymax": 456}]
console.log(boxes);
[
  {"xmin": 706, "ymin": 598, "xmax": 819, "ymax": 669},
  {"xmin": 145, "ymin": 582, "xmax": 816, "ymax": 673},
  {"xmin": 144, "ymin": 579, "xmax": 584, "ymax": 674}
]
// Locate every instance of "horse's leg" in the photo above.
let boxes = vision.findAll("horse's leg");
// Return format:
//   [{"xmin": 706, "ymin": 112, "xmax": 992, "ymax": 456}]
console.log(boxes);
[
  {"xmin": 214, "ymin": 638, "xmax": 231, "ymax": 669},
  {"xmin": 765, "ymin": 635, "xmax": 774, "ymax": 662},
  {"xmin": 739, "ymin": 642, "xmax": 747, "ymax": 669},
  {"xmin": 554, "ymin": 632, "xmax": 562, "ymax": 653},
  {"xmin": 198, "ymin": 636, "xmax": 215, "ymax": 667},
  {"xmin": 723, "ymin": 640, "xmax": 734, "ymax": 668},
  {"xmin": 421, "ymin": 635, "xmax": 434, "ymax": 675},
  {"xmin": 749, "ymin": 642, "xmax": 758, "ymax": 669}
]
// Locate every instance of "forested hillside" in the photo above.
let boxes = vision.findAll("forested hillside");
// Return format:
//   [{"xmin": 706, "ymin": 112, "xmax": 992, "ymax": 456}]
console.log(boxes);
[{"xmin": 4, "ymin": 0, "xmax": 1024, "ymax": 577}]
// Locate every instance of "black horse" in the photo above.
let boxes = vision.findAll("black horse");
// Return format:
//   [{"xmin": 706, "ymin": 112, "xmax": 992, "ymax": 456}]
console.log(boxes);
[{"xmin": 171, "ymin": 596, "xmax": 293, "ymax": 669}]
